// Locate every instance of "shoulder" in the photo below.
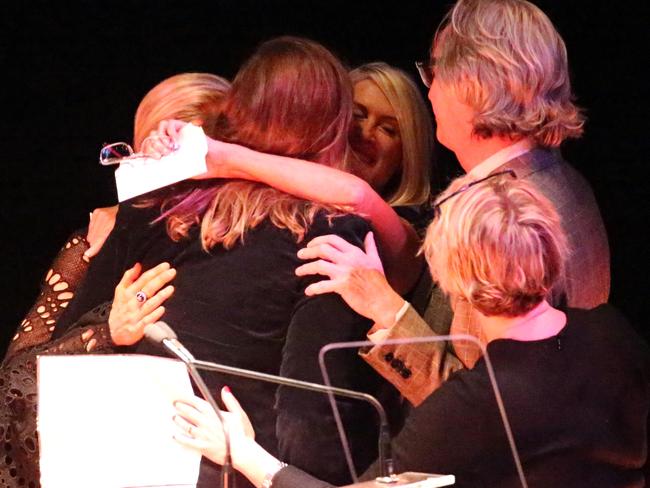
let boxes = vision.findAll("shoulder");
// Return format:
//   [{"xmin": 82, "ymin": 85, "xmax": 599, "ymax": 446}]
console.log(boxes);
[
  {"xmin": 393, "ymin": 204, "xmax": 433, "ymax": 238},
  {"xmin": 305, "ymin": 211, "xmax": 371, "ymax": 247},
  {"xmin": 509, "ymin": 149, "xmax": 597, "ymax": 203},
  {"xmin": 564, "ymin": 304, "xmax": 633, "ymax": 340},
  {"xmin": 114, "ymin": 200, "xmax": 160, "ymax": 231},
  {"xmin": 567, "ymin": 303, "xmax": 627, "ymax": 324},
  {"xmin": 565, "ymin": 305, "xmax": 650, "ymax": 367},
  {"xmin": 566, "ymin": 304, "xmax": 643, "ymax": 340}
]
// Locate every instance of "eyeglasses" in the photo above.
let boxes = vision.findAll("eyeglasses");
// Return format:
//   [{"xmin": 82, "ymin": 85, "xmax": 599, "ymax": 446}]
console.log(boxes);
[
  {"xmin": 99, "ymin": 135, "xmax": 178, "ymax": 166},
  {"xmin": 415, "ymin": 60, "xmax": 435, "ymax": 88},
  {"xmin": 432, "ymin": 170, "xmax": 517, "ymax": 218}
]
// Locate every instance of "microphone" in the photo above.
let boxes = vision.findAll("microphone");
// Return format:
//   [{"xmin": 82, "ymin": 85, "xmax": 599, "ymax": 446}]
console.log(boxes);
[
  {"xmin": 144, "ymin": 321, "xmax": 233, "ymax": 488},
  {"xmin": 145, "ymin": 320, "xmax": 195, "ymax": 363}
]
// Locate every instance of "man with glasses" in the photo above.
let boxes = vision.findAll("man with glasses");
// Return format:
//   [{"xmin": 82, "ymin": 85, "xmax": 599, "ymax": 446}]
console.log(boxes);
[{"xmin": 302, "ymin": 0, "xmax": 610, "ymax": 407}]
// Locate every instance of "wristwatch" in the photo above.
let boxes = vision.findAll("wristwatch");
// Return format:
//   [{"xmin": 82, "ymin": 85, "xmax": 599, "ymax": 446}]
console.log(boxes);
[{"xmin": 261, "ymin": 460, "xmax": 288, "ymax": 488}]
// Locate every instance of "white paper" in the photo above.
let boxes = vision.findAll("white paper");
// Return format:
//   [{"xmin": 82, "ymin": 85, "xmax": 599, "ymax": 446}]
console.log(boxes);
[
  {"xmin": 115, "ymin": 123, "xmax": 209, "ymax": 202},
  {"xmin": 37, "ymin": 354, "xmax": 200, "ymax": 488}
]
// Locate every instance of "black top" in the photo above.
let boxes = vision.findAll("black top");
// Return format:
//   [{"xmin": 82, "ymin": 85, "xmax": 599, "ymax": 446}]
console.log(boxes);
[
  {"xmin": 57, "ymin": 200, "xmax": 400, "ymax": 487},
  {"xmin": 273, "ymin": 305, "xmax": 650, "ymax": 488}
]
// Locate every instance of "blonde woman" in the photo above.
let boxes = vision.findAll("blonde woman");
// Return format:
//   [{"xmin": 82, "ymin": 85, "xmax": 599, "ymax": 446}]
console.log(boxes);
[
  {"xmin": 0, "ymin": 72, "xmax": 230, "ymax": 488},
  {"xmin": 85, "ymin": 73, "xmax": 230, "ymax": 258},
  {"xmin": 173, "ymin": 175, "xmax": 649, "ymax": 487},
  {"xmin": 4, "ymin": 72, "xmax": 230, "ymax": 363},
  {"xmin": 347, "ymin": 63, "xmax": 432, "ymax": 208}
]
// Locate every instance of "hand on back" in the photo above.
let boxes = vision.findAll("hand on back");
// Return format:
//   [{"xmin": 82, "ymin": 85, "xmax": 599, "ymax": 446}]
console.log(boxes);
[{"xmin": 295, "ymin": 232, "xmax": 404, "ymax": 328}]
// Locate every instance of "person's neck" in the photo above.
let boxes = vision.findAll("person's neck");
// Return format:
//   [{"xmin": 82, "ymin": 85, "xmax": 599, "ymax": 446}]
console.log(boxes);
[
  {"xmin": 479, "ymin": 301, "xmax": 567, "ymax": 343},
  {"xmin": 455, "ymin": 135, "xmax": 530, "ymax": 173}
]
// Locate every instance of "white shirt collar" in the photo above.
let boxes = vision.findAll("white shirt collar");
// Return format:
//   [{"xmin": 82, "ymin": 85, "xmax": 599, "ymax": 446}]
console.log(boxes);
[{"xmin": 468, "ymin": 139, "xmax": 535, "ymax": 179}]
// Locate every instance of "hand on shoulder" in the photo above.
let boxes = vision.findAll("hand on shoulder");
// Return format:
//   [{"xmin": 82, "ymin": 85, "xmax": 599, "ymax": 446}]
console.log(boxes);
[{"xmin": 295, "ymin": 232, "xmax": 404, "ymax": 327}]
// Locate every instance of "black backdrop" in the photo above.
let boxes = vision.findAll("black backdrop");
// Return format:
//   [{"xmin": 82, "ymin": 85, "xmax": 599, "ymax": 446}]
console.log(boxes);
[{"xmin": 1, "ymin": 1, "xmax": 648, "ymax": 354}]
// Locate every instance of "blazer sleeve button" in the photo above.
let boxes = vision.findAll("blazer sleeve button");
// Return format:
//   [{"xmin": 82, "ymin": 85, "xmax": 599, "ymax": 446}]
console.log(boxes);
[{"xmin": 391, "ymin": 358, "xmax": 404, "ymax": 370}]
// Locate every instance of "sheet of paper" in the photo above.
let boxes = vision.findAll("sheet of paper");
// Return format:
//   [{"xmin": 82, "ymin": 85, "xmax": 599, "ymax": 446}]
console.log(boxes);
[
  {"xmin": 115, "ymin": 123, "xmax": 208, "ymax": 202},
  {"xmin": 38, "ymin": 354, "xmax": 201, "ymax": 488}
]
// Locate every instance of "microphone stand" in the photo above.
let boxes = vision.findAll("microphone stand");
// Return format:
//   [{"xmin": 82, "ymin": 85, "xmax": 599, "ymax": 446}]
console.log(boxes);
[
  {"xmin": 183, "ymin": 360, "xmax": 234, "ymax": 488},
  {"xmin": 149, "ymin": 328, "xmax": 234, "ymax": 488}
]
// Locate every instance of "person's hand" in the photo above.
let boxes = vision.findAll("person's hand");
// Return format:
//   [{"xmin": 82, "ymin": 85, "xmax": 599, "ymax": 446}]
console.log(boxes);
[
  {"xmin": 298, "ymin": 231, "xmax": 385, "ymax": 276},
  {"xmin": 143, "ymin": 118, "xmax": 250, "ymax": 180},
  {"xmin": 295, "ymin": 232, "xmax": 404, "ymax": 328},
  {"xmin": 85, "ymin": 205, "xmax": 118, "ymax": 258},
  {"xmin": 108, "ymin": 262, "xmax": 176, "ymax": 345},
  {"xmin": 143, "ymin": 119, "xmax": 188, "ymax": 159},
  {"xmin": 173, "ymin": 387, "xmax": 255, "ymax": 467}
]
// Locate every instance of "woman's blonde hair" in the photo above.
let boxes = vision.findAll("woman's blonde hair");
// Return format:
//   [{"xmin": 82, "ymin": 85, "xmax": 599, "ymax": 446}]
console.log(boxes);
[
  {"xmin": 133, "ymin": 73, "xmax": 231, "ymax": 150},
  {"xmin": 423, "ymin": 174, "xmax": 569, "ymax": 317},
  {"xmin": 350, "ymin": 63, "xmax": 433, "ymax": 206},
  {"xmin": 160, "ymin": 37, "xmax": 353, "ymax": 250},
  {"xmin": 433, "ymin": 0, "xmax": 585, "ymax": 147}
]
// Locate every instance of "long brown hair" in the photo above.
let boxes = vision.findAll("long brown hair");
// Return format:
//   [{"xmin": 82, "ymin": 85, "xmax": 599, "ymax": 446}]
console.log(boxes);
[{"xmin": 161, "ymin": 37, "xmax": 353, "ymax": 250}]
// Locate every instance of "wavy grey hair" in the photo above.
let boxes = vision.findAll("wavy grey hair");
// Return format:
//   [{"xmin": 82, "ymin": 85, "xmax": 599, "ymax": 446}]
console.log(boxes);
[{"xmin": 433, "ymin": 0, "xmax": 585, "ymax": 147}]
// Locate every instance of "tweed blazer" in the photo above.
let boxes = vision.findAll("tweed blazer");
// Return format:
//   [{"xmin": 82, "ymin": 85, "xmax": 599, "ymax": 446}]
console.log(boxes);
[{"xmin": 362, "ymin": 148, "xmax": 611, "ymax": 405}]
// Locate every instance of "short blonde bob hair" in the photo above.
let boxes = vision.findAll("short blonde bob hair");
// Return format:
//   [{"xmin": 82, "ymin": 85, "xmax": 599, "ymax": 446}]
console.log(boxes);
[
  {"xmin": 423, "ymin": 173, "xmax": 569, "ymax": 317},
  {"xmin": 433, "ymin": 0, "xmax": 585, "ymax": 147},
  {"xmin": 133, "ymin": 72, "xmax": 230, "ymax": 150},
  {"xmin": 350, "ymin": 63, "xmax": 434, "ymax": 206}
]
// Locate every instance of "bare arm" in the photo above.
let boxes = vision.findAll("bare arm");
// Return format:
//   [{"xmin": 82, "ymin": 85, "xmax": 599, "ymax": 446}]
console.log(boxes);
[
  {"xmin": 151, "ymin": 119, "xmax": 424, "ymax": 292},
  {"xmin": 207, "ymin": 138, "xmax": 423, "ymax": 293}
]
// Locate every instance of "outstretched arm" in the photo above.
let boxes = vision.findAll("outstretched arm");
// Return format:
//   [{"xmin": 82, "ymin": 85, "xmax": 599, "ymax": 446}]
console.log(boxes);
[
  {"xmin": 206, "ymin": 139, "xmax": 423, "ymax": 293},
  {"xmin": 151, "ymin": 119, "xmax": 423, "ymax": 293}
]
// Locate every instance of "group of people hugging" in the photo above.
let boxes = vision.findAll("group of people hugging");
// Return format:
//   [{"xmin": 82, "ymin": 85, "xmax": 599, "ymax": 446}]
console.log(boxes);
[{"xmin": 1, "ymin": 0, "xmax": 648, "ymax": 487}]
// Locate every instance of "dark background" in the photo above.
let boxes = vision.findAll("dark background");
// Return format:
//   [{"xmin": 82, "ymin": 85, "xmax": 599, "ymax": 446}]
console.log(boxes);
[{"xmin": 1, "ymin": 1, "xmax": 648, "ymax": 355}]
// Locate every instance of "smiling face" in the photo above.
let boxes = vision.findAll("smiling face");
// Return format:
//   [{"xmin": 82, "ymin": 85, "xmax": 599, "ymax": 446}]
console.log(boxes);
[{"xmin": 348, "ymin": 79, "xmax": 403, "ymax": 195}]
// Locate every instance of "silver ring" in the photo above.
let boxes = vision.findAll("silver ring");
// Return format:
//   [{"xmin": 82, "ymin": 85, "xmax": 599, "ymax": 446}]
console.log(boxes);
[{"xmin": 135, "ymin": 291, "xmax": 148, "ymax": 303}]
